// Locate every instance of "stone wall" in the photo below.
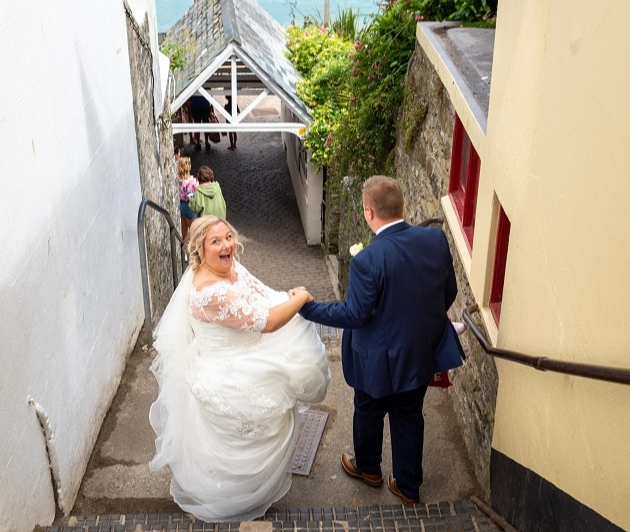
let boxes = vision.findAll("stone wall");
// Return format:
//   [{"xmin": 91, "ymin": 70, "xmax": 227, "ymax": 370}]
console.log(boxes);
[
  {"xmin": 323, "ymin": 170, "xmax": 341, "ymax": 255},
  {"xmin": 335, "ymin": 176, "xmax": 373, "ymax": 298},
  {"xmin": 394, "ymin": 45, "xmax": 498, "ymax": 499},
  {"xmin": 125, "ymin": 4, "xmax": 180, "ymax": 322},
  {"xmin": 333, "ymin": 44, "xmax": 498, "ymax": 497}
]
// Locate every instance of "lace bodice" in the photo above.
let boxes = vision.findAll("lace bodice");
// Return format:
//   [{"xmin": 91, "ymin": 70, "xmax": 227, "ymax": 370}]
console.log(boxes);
[{"xmin": 189, "ymin": 261, "xmax": 271, "ymax": 333}]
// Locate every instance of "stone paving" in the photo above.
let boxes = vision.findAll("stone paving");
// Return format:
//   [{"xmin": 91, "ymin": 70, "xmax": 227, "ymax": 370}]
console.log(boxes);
[
  {"xmin": 184, "ymin": 111, "xmax": 336, "ymax": 303},
  {"xmin": 39, "ymin": 99, "xmax": 510, "ymax": 532}
]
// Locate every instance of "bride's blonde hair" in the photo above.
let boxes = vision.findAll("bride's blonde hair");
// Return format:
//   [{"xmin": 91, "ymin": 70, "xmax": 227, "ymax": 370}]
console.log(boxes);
[{"xmin": 188, "ymin": 216, "xmax": 243, "ymax": 271}]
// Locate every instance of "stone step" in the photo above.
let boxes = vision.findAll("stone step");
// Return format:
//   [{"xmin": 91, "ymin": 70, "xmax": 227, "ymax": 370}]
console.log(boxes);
[{"xmin": 41, "ymin": 501, "xmax": 504, "ymax": 532}]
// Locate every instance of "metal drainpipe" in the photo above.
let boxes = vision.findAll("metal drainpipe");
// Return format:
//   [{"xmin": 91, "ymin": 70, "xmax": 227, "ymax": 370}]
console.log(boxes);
[{"xmin": 28, "ymin": 396, "xmax": 63, "ymax": 512}]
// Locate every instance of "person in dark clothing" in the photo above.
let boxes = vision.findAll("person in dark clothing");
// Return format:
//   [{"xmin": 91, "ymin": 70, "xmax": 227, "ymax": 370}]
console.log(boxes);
[
  {"xmin": 189, "ymin": 95, "xmax": 212, "ymax": 150},
  {"xmin": 298, "ymin": 175, "xmax": 460, "ymax": 505},
  {"xmin": 225, "ymin": 95, "xmax": 241, "ymax": 150}
]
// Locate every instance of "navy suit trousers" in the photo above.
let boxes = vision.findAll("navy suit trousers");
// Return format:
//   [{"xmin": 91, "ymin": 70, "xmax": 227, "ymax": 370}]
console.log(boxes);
[{"xmin": 353, "ymin": 382, "xmax": 430, "ymax": 499}]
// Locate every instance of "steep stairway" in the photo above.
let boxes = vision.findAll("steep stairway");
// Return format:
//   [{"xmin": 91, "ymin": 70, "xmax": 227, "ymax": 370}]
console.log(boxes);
[{"xmin": 39, "ymin": 500, "xmax": 512, "ymax": 532}]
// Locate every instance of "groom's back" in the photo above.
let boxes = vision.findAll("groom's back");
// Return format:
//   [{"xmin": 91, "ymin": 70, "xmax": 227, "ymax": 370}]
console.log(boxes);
[{"xmin": 352, "ymin": 224, "xmax": 457, "ymax": 395}]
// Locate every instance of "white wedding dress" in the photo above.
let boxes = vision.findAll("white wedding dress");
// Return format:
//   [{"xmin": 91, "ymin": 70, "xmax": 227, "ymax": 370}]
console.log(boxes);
[{"xmin": 149, "ymin": 262, "xmax": 330, "ymax": 522}]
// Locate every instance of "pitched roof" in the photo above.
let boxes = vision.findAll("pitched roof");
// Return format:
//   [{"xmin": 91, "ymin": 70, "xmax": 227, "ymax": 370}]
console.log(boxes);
[{"xmin": 164, "ymin": 0, "xmax": 310, "ymax": 123}]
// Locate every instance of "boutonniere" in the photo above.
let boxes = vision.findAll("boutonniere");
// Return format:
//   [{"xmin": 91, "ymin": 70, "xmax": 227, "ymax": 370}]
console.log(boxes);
[{"xmin": 349, "ymin": 242, "xmax": 364, "ymax": 257}]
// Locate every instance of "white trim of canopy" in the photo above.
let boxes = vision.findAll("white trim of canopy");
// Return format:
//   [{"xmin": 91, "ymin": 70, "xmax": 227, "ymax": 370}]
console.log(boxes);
[{"xmin": 169, "ymin": 44, "xmax": 309, "ymax": 139}]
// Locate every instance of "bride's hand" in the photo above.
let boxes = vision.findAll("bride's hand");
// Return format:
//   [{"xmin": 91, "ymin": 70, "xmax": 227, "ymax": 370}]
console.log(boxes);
[
  {"xmin": 288, "ymin": 287, "xmax": 304, "ymax": 298},
  {"xmin": 289, "ymin": 287, "xmax": 313, "ymax": 303}
]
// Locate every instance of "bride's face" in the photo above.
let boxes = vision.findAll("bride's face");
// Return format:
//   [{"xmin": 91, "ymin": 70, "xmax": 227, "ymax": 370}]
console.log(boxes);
[{"xmin": 202, "ymin": 222, "xmax": 236, "ymax": 276}]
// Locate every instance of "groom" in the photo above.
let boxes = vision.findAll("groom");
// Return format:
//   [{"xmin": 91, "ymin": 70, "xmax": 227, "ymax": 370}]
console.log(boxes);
[{"xmin": 299, "ymin": 175, "xmax": 458, "ymax": 504}]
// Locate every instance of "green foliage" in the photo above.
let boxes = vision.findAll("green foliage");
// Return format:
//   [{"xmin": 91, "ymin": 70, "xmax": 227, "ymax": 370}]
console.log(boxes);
[
  {"xmin": 160, "ymin": 30, "xmax": 195, "ymax": 71},
  {"xmin": 449, "ymin": 0, "xmax": 493, "ymax": 21},
  {"xmin": 330, "ymin": 8, "xmax": 360, "ymax": 40},
  {"xmin": 286, "ymin": 25, "xmax": 329, "ymax": 77},
  {"xmin": 285, "ymin": 0, "xmax": 496, "ymax": 179},
  {"xmin": 328, "ymin": 0, "xmax": 420, "ymax": 179},
  {"xmin": 286, "ymin": 24, "xmax": 353, "ymax": 167},
  {"xmin": 296, "ymin": 51, "xmax": 352, "ymax": 109},
  {"xmin": 413, "ymin": 0, "xmax": 457, "ymax": 21},
  {"xmin": 412, "ymin": 0, "xmax": 495, "ymax": 22}
]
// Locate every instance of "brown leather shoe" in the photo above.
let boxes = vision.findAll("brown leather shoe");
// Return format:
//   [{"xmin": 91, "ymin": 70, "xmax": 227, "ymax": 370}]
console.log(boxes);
[
  {"xmin": 340, "ymin": 453, "xmax": 383, "ymax": 487},
  {"xmin": 387, "ymin": 474, "xmax": 420, "ymax": 504}
]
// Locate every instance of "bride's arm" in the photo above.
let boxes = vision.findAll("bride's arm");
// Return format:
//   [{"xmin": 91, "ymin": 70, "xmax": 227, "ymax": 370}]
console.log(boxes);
[
  {"xmin": 263, "ymin": 289, "xmax": 313, "ymax": 333},
  {"xmin": 191, "ymin": 282, "xmax": 313, "ymax": 333}
]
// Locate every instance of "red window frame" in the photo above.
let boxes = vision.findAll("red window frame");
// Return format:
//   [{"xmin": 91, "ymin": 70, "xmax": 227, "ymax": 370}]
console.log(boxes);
[
  {"xmin": 449, "ymin": 114, "xmax": 480, "ymax": 251},
  {"xmin": 489, "ymin": 206, "xmax": 511, "ymax": 324}
]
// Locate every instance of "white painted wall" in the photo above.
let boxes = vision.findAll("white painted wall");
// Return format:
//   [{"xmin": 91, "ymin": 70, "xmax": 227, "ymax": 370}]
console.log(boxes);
[
  {"xmin": 282, "ymin": 106, "xmax": 323, "ymax": 245},
  {"xmin": 0, "ymin": 1, "xmax": 145, "ymax": 529}
]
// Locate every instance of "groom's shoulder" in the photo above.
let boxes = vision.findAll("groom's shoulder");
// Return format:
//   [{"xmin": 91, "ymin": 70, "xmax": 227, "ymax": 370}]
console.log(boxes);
[{"xmin": 408, "ymin": 224, "xmax": 446, "ymax": 241}]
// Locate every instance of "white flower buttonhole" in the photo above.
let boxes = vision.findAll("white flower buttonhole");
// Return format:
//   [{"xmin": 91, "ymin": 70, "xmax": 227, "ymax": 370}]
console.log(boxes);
[{"xmin": 349, "ymin": 242, "xmax": 364, "ymax": 257}]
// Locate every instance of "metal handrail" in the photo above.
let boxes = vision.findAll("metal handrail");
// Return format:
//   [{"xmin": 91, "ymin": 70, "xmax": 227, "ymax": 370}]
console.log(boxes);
[
  {"xmin": 137, "ymin": 198, "xmax": 187, "ymax": 347},
  {"xmin": 417, "ymin": 215, "xmax": 444, "ymax": 227},
  {"xmin": 463, "ymin": 304, "xmax": 630, "ymax": 386}
]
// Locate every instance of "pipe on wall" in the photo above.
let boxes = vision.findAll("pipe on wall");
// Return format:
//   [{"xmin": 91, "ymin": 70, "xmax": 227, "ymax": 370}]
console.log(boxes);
[{"xmin": 28, "ymin": 396, "xmax": 64, "ymax": 513}]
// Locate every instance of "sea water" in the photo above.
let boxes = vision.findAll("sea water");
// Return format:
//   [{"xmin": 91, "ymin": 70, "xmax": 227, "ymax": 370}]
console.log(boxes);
[
  {"xmin": 257, "ymin": 0, "xmax": 380, "ymax": 27},
  {"xmin": 156, "ymin": 0, "xmax": 381, "ymax": 32}
]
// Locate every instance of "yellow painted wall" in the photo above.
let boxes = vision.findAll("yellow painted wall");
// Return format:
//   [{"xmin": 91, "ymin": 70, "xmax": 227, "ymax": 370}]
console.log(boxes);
[{"xmin": 476, "ymin": 0, "xmax": 630, "ymax": 528}]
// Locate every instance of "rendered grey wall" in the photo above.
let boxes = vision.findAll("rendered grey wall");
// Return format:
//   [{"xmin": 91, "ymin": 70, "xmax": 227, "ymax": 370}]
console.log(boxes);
[{"xmin": 125, "ymin": 4, "xmax": 180, "ymax": 321}]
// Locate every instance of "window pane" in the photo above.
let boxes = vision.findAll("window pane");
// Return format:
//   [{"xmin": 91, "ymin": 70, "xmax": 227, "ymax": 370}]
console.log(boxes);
[
  {"xmin": 460, "ymin": 135, "xmax": 470, "ymax": 190},
  {"xmin": 490, "ymin": 206, "xmax": 511, "ymax": 323}
]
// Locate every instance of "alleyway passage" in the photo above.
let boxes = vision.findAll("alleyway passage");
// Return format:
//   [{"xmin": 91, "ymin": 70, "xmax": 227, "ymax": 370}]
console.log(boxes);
[
  {"xmin": 182, "ymin": 107, "xmax": 335, "ymax": 303},
  {"xmin": 63, "ymin": 99, "xmax": 487, "ymax": 528}
]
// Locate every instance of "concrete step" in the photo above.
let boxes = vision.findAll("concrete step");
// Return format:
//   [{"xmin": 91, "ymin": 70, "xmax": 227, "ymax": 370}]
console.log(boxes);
[{"xmin": 40, "ymin": 500, "xmax": 505, "ymax": 531}]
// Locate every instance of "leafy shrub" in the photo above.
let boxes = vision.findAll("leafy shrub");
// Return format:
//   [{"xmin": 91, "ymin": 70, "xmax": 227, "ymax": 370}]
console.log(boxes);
[
  {"xmin": 160, "ymin": 29, "xmax": 195, "ymax": 71},
  {"xmin": 286, "ymin": 24, "xmax": 353, "ymax": 167},
  {"xmin": 285, "ymin": 25, "xmax": 345, "ymax": 77},
  {"xmin": 285, "ymin": 0, "xmax": 496, "ymax": 178},
  {"xmin": 330, "ymin": 8, "xmax": 360, "ymax": 40},
  {"xmin": 327, "ymin": 0, "xmax": 421, "ymax": 179},
  {"xmin": 449, "ymin": 0, "xmax": 493, "ymax": 21},
  {"xmin": 414, "ymin": 0, "xmax": 457, "ymax": 21}
]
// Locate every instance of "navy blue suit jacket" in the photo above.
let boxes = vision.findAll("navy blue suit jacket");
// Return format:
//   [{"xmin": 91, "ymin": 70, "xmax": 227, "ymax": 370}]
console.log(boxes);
[{"xmin": 299, "ymin": 222, "xmax": 457, "ymax": 398}]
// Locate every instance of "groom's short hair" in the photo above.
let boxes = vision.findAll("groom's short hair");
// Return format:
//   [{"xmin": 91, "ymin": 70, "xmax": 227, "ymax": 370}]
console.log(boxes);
[{"xmin": 363, "ymin": 175, "xmax": 404, "ymax": 220}]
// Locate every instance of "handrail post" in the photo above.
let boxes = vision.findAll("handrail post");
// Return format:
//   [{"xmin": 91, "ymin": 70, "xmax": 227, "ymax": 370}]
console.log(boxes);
[
  {"xmin": 137, "ymin": 200, "xmax": 154, "ymax": 347},
  {"xmin": 169, "ymin": 227, "xmax": 178, "ymax": 291},
  {"xmin": 137, "ymin": 198, "xmax": 187, "ymax": 348},
  {"xmin": 180, "ymin": 239, "xmax": 187, "ymax": 274}
]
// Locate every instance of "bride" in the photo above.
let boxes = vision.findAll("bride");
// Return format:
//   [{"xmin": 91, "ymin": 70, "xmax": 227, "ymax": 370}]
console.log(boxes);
[{"xmin": 149, "ymin": 216, "xmax": 331, "ymax": 522}]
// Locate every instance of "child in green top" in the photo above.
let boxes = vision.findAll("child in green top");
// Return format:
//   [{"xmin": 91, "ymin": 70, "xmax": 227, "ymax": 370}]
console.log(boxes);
[{"xmin": 189, "ymin": 166, "xmax": 227, "ymax": 219}]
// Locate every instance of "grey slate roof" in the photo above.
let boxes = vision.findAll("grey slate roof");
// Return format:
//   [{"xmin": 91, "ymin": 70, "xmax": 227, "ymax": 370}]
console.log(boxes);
[{"xmin": 164, "ymin": 0, "xmax": 310, "ymax": 122}]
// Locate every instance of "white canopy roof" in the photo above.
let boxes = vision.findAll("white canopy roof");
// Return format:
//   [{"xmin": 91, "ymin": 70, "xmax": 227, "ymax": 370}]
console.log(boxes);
[{"xmin": 164, "ymin": 0, "xmax": 311, "ymax": 137}]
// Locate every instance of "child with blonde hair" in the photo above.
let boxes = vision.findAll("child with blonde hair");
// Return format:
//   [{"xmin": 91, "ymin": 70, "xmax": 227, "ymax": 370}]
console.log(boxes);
[{"xmin": 177, "ymin": 157, "xmax": 198, "ymax": 242}]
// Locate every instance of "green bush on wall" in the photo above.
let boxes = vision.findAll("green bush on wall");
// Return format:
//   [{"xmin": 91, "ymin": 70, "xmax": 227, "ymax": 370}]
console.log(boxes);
[
  {"xmin": 285, "ymin": 0, "xmax": 496, "ymax": 184},
  {"xmin": 285, "ymin": 0, "xmax": 496, "ymax": 272},
  {"xmin": 161, "ymin": 29, "xmax": 195, "ymax": 71}
]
